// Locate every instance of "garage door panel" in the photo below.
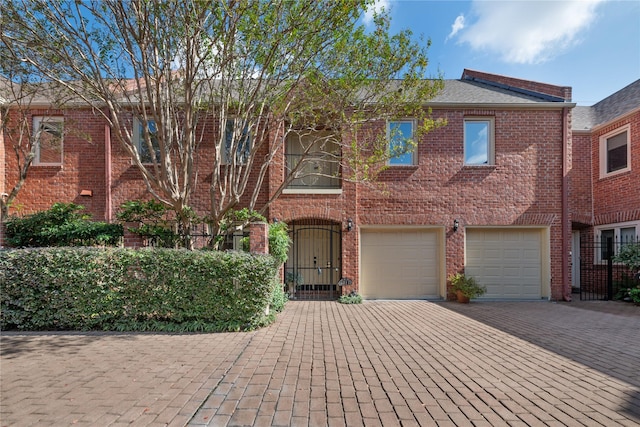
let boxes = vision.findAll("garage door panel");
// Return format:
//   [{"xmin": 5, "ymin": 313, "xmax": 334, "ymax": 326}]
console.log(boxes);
[
  {"xmin": 466, "ymin": 229, "xmax": 542, "ymax": 300},
  {"xmin": 361, "ymin": 229, "xmax": 440, "ymax": 299}
]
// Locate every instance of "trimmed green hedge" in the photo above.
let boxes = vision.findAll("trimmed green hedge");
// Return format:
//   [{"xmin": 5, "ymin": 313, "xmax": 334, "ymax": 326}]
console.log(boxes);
[
  {"xmin": 4, "ymin": 203, "xmax": 123, "ymax": 247},
  {"xmin": 0, "ymin": 247, "xmax": 279, "ymax": 332}
]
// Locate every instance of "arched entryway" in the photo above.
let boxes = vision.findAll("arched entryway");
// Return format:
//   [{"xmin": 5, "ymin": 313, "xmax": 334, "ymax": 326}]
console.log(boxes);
[{"xmin": 285, "ymin": 219, "xmax": 342, "ymax": 300}]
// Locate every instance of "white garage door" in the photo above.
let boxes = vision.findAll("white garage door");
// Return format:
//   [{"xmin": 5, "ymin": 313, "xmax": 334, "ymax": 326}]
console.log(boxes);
[
  {"xmin": 360, "ymin": 229, "xmax": 440, "ymax": 299},
  {"xmin": 466, "ymin": 229, "xmax": 543, "ymax": 299}
]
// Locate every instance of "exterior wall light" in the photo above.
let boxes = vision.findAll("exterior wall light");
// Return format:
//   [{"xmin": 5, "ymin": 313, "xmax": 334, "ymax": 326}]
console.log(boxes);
[
  {"xmin": 347, "ymin": 218, "xmax": 353, "ymax": 232},
  {"xmin": 453, "ymin": 219, "xmax": 459, "ymax": 232}
]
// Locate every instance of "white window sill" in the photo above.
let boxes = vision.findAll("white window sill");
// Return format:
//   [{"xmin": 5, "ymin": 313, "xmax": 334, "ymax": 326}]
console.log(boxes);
[{"xmin": 283, "ymin": 188, "xmax": 343, "ymax": 195}]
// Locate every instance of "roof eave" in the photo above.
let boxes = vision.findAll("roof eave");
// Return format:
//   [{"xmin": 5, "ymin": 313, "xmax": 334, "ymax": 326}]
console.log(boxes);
[
  {"xmin": 425, "ymin": 101, "xmax": 576, "ymax": 109},
  {"xmin": 589, "ymin": 105, "xmax": 640, "ymax": 132}
]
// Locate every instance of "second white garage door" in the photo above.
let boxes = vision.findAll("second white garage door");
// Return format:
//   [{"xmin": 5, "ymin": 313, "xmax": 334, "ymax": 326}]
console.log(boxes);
[
  {"xmin": 465, "ymin": 228, "xmax": 544, "ymax": 299},
  {"xmin": 360, "ymin": 229, "xmax": 441, "ymax": 299}
]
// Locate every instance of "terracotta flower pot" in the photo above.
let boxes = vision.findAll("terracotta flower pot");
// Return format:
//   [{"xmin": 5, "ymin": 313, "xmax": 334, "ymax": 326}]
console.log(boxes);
[{"xmin": 456, "ymin": 290, "xmax": 470, "ymax": 303}]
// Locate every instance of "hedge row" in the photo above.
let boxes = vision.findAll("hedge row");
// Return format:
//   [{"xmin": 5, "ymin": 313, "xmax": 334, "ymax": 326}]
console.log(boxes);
[{"xmin": 0, "ymin": 247, "xmax": 279, "ymax": 332}]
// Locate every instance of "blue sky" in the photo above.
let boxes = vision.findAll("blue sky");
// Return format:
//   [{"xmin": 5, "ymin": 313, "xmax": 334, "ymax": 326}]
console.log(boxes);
[{"xmin": 364, "ymin": 0, "xmax": 640, "ymax": 106}]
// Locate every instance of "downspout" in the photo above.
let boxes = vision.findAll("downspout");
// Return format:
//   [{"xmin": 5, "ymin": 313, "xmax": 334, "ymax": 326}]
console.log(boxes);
[
  {"xmin": 105, "ymin": 123, "xmax": 112, "ymax": 223},
  {"xmin": 562, "ymin": 107, "xmax": 571, "ymax": 301}
]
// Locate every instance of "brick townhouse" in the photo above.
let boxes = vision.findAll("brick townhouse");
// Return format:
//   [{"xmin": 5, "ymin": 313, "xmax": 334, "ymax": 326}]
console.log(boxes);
[
  {"xmin": 570, "ymin": 79, "xmax": 640, "ymax": 293},
  {"xmin": 2, "ymin": 69, "xmax": 638, "ymax": 301}
]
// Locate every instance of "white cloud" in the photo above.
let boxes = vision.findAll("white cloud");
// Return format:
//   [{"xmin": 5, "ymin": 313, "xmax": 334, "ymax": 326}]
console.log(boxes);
[
  {"xmin": 446, "ymin": 14, "xmax": 465, "ymax": 41},
  {"xmin": 453, "ymin": 0, "xmax": 604, "ymax": 64},
  {"xmin": 363, "ymin": 0, "xmax": 390, "ymax": 27}
]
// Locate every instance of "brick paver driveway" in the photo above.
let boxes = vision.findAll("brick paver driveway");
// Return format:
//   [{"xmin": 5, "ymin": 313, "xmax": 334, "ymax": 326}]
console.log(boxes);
[{"xmin": 1, "ymin": 300, "xmax": 639, "ymax": 426}]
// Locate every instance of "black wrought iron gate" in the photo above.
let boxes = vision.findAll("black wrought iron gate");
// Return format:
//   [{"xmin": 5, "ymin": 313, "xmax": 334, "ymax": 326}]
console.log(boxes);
[
  {"xmin": 578, "ymin": 237, "xmax": 639, "ymax": 300},
  {"xmin": 285, "ymin": 220, "xmax": 342, "ymax": 300}
]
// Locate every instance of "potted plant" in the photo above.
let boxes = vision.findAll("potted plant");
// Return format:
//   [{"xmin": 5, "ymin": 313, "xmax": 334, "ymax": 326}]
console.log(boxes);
[
  {"xmin": 448, "ymin": 273, "xmax": 486, "ymax": 303},
  {"xmin": 285, "ymin": 271, "xmax": 304, "ymax": 298}
]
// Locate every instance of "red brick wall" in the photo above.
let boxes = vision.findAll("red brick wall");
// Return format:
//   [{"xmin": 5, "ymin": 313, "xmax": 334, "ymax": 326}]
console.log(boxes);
[
  {"xmin": 591, "ymin": 110, "xmax": 640, "ymax": 225},
  {"xmin": 570, "ymin": 131, "xmax": 593, "ymax": 225},
  {"xmin": 0, "ymin": 108, "xmax": 5, "ymax": 196},
  {"xmin": 4, "ymin": 108, "xmax": 107, "ymax": 220},
  {"xmin": 4, "ymin": 108, "xmax": 271, "ymax": 227},
  {"xmin": 3, "ymin": 103, "xmax": 570, "ymax": 300},
  {"xmin": 0, "ymin": 109, "xmax": 5, "ymax": 246},
  {"xmin": 271, "ymin": 107, "xmax": 568, "ymax": 299},
  {"xmin": 463, "ymin": 69, "xmax": 572, "ymax": 101}
]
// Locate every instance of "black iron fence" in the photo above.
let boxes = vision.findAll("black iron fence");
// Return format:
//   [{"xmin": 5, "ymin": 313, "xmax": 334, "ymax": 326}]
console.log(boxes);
[
  {"xmin": 578, "ymin": 237, "xmax": 639, "ymax": 300},
  {"xmin": 135, "ymin": 221, "xmax": 248, "ymax": 251}
]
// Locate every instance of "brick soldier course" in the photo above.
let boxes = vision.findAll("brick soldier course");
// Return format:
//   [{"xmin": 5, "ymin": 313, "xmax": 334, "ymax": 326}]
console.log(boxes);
[{"xmin": 1, "ymin": 301, "xmax": 639, "ymax": 426}]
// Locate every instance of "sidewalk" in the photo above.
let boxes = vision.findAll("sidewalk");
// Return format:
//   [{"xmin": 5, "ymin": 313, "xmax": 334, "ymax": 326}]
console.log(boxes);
[{"xmin": 2, "ymin": 300, "xmax": 639, "ymax": 426}]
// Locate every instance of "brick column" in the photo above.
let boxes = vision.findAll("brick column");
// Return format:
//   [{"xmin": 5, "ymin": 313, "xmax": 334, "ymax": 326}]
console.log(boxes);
[{"xmin": 250, "ymin": 221, "xmax": 269, "ymax": 255}]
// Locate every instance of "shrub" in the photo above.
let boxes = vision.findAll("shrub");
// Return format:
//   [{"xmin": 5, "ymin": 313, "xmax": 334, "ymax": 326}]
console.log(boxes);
[
  {"xmin": 616, "ymin": 286, "xmax": 640, "ymax": 304},
  {"xmin": 268, "ymin": 221, "xmax": 291, "ymax": 265},
  {"xmin": 448, "ymin": 273, "xmax": 486, "ymax": 299},
  {"xmin": 613, "ymin": 243, "xmax": 640, "ymax": 271},
  {"xmin": 270, "ymin": 280, "xmax": 288, "ymax": 312},
  {"xmin": 116, "ymin": 200, "xmax": 181, "ymax": 248},
  {"xmin": 4, "ymin": 203, "xmax": 123, "ymax": 247},
  {"xmin": 338, "ymin": 291, "xmax": 362, "ymax": 304},
  {"xmin": 0, "ymin": 247, "xmax": 278, "ymax": 332}
]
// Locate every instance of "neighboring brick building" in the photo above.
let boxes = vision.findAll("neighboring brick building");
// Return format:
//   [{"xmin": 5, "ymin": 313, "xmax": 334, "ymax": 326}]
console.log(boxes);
[
  {"xmin": 571, "ymin": 80, "xmax": 640, "ymax": 292},
  {"xmin": 2, "ymin": 70, "xmax": 637, "ymax": 301}
]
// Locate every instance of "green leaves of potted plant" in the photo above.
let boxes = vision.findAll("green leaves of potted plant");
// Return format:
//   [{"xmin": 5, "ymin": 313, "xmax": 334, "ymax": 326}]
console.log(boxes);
[{"xmin": 448, "ymin": 273, "xmax": 486, "ymax": 303}]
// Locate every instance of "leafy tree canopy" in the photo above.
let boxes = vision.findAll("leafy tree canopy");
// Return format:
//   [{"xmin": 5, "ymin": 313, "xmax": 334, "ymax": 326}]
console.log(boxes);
[{"xmin": 1, "ymin": 0, "xmax": 443, "ymax": 241}]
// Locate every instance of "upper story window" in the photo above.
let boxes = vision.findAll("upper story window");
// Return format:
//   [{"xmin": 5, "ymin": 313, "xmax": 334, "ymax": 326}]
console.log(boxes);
[
  {"xmin": 600, "ymin": 125, "xmax": 630, "ymax": 178},
  {"xmin": 224, "ymin": 119, "xmax": 251, "ymax": 164},
  {"xmin": 464, "ymin": 118, "xmax": 494, "ymax": 166},
  {"xmin": 32, "ymin": 116, "xmax": 63, "ymax": 166},
  {"xmin": 388, "ymin": 120, "xmax": 415, "ymax": 166},
  {"xmin": 133, "ymin": 118, "xmax": 160, "ymax": 164},
  {"xmin": 286, "ymin": 130, "xmax": 340, "ymax": 190}
]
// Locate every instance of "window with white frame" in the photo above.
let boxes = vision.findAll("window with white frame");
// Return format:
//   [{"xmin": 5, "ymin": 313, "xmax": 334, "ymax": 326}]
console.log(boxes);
[
  {"xmin": 133, "ymin": 118, "xmax": 160, "ymax": 164},
  {"xmin": 464, "ymin": 118, "xmax": 494, "ymax": 165},
  {"xmin": 32, "ymin": 116, "xmax": 63, "ymax": 166},
  {"xmin": 387, "ymin": 120, "xmax": 415, "ymax": 166},
  {"xmin": 285, "ymin": 130, "xmax": 341, "ymax": 189},
  {"xmin": 595, "ymin": 222, "xmax": 639, "ymax": 262},
  {"xmin": 224, "ymin": 119, "xmax": 251, "ymax": 164},
  {"xmin": 600, "ymin": 125, "xmax": 631, "ymax": 178}
]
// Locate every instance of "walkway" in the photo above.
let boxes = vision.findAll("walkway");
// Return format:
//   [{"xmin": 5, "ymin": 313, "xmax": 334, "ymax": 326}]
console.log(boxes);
[{"xmin": 1, "ymin": 300, "xmax": 639, "ymax": 426}]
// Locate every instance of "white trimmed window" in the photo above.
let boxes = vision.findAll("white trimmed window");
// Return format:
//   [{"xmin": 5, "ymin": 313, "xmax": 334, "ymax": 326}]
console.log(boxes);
[
  {"xmin": 285, "ymin": 130, "xmax": 341, "ymax": 190},
  {"xmin": 600, "ymin": 125, "xmax": 631, "ymax": 178},
  {"xmin": 595, "ymin": 221, "xmax": 639, "ymax": 262},
  {"xmin": 32, "ymin": 116, "xmax": 63, "ymax": 166},
  {"xmin": 464, "ymin": 118, "xmax": 494, "ymax": 166},
  {"xmin": 133, "ymin": 118, "xmax": 160, "ymax": 164},
  {"xmin": 388, "ymin": 120, "xmax": 415, "ymax": 166}
]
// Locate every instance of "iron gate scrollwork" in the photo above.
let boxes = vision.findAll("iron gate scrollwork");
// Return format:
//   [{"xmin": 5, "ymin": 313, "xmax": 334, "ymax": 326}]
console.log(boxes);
[{"xmin": 285, "ymin": 219, "xmax": 342, "ymax": 300}]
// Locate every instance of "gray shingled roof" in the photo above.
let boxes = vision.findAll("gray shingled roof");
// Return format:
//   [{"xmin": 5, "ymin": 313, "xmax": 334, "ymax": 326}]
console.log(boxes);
[
  {"xmin": 572, "ymin": 79, "xmax": 640, "ymax": 130},
  {"xmin": 429, "ymin": 79, "xmax": 566, "ymax": 105}
]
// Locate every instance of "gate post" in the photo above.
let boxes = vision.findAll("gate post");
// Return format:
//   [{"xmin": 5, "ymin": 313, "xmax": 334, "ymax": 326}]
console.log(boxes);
[
  {"xmin": 606, "ymin": 237, "xmax": 613, "ymax": 300},
  {"xmin": 250, "ymin": 221, "xmax": 269, "ymax": 255}
]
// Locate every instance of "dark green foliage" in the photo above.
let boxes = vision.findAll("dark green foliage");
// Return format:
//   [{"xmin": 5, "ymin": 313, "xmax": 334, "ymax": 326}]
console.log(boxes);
[
  {"xmin": 116, "ymin": 200, "xmax": 181, "ymax": 248},
  {"xmin": 613, "ymin": 243, "xmax": 640, "ymax": 271},
  {"xmin": 338, "ymin": 291, "xmax": 362, "ymax": 304},
  {"xmin": 268, "ymin": 221, "xmax": 291, "ymax": 265},
  {"xmin": 0, "ymin": 247, "xmax": 278, "ymax": 332},
  {"xmin": 448, "ymin": 273, "xmax": 487, "ymax": 299},
  {"xmin": 613, "ymin": 243, "xmax": 640, "ymax": 304},
  {"xmin": 4, "ymin": 203, "xmax": 123, "ymax": 247},
  {"xmin": 270, "ymin": 280, "xmax": 288, "ymax": 312}
]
